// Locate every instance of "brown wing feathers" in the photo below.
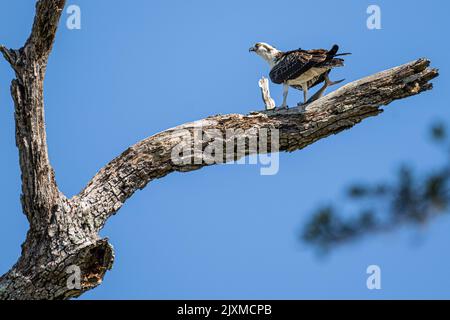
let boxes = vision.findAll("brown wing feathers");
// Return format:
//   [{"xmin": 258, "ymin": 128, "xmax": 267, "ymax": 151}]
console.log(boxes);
[{"xmin": 269, "ymin": 44, "xmax": 348, "ymax": 85}]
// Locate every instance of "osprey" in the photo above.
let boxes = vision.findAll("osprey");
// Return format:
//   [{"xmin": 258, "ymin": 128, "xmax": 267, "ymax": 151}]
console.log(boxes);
[{"xmin": 249, "ymin": 42, "xmax": 350, "ymax": 108}]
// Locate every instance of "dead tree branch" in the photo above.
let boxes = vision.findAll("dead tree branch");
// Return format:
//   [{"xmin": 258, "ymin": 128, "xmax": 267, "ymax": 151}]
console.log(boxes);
[
  {"xmin": 258, "ymin": 77, "xmax": 276, "ymax": 110},
  {"xmin": 0, "ymin": 0, "xmax": 439, "ymax": 299}
]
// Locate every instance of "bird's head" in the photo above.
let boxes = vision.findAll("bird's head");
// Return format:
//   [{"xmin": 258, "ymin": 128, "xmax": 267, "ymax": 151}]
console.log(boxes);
[{"xmin": 249, "ymin": 42, "xmax": 281, "ymax": 66}]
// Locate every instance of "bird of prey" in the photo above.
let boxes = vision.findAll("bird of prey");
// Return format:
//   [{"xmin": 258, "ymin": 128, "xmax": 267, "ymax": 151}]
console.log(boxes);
[{"xmin": 249, "ymin": 42, "xmax": 350, "ymax": 108}]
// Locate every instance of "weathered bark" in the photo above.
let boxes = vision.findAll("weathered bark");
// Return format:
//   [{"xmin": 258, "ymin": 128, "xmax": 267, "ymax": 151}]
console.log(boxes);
[
  {"xmin": 0, "ymin": 0, "xmax": 112, "ymax": 300},
  {"xmin": 0, "ymin": 0, "xmax": 439, "ymax": 300},
  {"xmin": 258, "ymin": 77, "xmax": 276, "ymax": 110}
]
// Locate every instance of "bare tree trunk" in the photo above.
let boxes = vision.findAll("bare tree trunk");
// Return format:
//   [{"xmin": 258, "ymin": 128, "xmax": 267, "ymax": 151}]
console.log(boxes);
[{"xmin": 0, "ymin": 0, "xmax": 439, "ymax": 299}]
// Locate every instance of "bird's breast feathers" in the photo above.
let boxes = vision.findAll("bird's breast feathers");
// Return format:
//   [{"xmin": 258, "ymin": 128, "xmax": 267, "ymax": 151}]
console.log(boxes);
[{"xmin": 286, "ymin": 67, "xmax": 330, "ymax": 86}]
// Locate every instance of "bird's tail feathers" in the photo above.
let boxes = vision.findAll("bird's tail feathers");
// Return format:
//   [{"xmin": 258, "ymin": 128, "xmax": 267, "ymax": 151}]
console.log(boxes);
[
  {"xmin": 326, "ymin": 78, "xmax": 345, "ymax": 86},
  {"xmin": 328, "ymin": 44, "xmax": 351, "ymax": 57},
  {"xmin": 324, "ymin": 58, "xmax": 345, "ymax": 68},
  {"xmin": 328, "ymin": 45, "xmax": 339, "ymax": 56},
  {"xmin": 334, "ymin": 52, "xmax": 352, "ymax": 57}
]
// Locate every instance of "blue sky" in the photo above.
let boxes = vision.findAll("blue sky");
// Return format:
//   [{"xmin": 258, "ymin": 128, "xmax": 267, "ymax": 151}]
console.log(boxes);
[{"xmin": 0, "ymin": 0, "xmax": 449, "ymax": 299}]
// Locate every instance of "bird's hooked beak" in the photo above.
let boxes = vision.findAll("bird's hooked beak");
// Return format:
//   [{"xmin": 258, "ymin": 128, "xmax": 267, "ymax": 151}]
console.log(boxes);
[{"xmin": 249, "ymin": 46, "xmax": 256, "ymax": 53}]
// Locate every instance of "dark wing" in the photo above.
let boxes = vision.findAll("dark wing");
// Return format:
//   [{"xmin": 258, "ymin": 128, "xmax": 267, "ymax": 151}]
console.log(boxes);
[
  {"xmin": 291, "ymin": 55, "xmax": 345, "ymax": 91},
  {"xmin": 269, "ymin": 49, "xmax": 329, "ymax": 84}
]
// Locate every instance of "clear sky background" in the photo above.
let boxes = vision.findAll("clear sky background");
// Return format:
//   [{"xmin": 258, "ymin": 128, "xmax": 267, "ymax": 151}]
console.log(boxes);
[{"xmin": 0, "ymin": 0, "xmax": 449, "ymax": 299}]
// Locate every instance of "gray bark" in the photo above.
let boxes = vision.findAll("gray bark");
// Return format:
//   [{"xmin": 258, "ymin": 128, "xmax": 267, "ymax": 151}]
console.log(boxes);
[
  {"xmin": 258, "ymin": 77, "xmax": 276, "ymax": 110},
  {"xmin": 0, "ymin": 0, "xmax": 439, "ymax": 299}
]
